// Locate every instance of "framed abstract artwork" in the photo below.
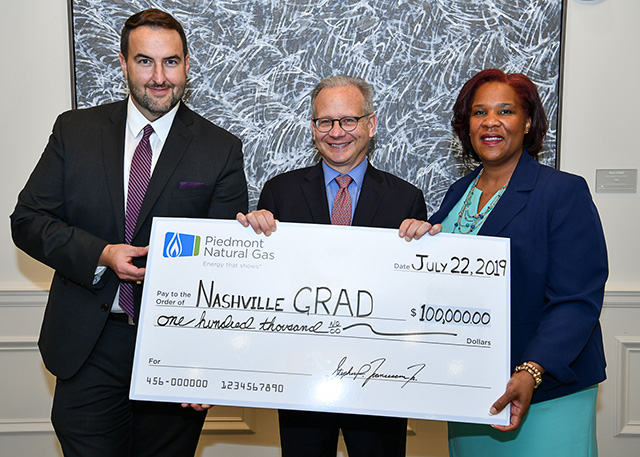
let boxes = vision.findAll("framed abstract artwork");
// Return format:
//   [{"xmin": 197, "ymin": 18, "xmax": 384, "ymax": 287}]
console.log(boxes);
[{"xmin": 69, "ymin": 0, "xmax": 565, "ymax": 213}]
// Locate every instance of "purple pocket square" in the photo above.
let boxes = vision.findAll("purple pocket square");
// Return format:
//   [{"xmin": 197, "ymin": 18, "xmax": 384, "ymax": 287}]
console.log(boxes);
[{"xmin": 179, "ymin": 181, "xmax": 206, "ymax": 189}]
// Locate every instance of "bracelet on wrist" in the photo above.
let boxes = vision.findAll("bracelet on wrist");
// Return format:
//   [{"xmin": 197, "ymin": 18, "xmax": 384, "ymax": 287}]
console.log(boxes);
[{"xmin": 514, "ymin": 362, "xmax": 542, "ymax": 388}]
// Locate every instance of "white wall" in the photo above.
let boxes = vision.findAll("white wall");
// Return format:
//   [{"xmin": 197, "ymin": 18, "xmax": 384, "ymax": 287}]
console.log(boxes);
[
  {"xmin": 562, "ymin": 1, "xmax": 640, "ymax": 455},
  {"xmin": 1, "ymin": 0, "xmax": 638, "ymax": 455},
  {"xmin": 1, "ymin": 0, "xmax": 69, "ymax": 289},
  {"xmin": 562, "ymin": 0, "xmax": 640, "ymax": 291}
]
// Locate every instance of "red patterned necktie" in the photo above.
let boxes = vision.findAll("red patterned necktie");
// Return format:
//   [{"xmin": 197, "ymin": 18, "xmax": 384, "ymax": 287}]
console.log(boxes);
[
  {"xmin": 331, "ymin": 175, "xmax": 353, "ymax": 226},
  {"xmin": 119, "ymin": 124, "xmax": 154, "ymax": 318}
]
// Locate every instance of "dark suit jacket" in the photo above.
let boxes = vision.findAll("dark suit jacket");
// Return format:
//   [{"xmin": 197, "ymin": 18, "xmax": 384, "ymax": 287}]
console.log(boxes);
[
  {"xmin": 429, "ymin": 152, "xmax": 608, "ymax": 403},
  {"xmin": 11, "ymin": 100, "xmax": 248, "ymax": 379},
  {"xmin": 258, "ymin": 161, "xmax": 427, "ymax": 228},
  {"xmin": 260, "ymin": 160, "xmax": 425, "ymax": 453}
]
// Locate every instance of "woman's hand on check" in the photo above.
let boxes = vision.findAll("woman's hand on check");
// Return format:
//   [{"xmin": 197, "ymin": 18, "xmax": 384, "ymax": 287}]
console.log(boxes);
[
  {"xmin": 398, "ymin": 219, "xmax": 442, "ymax": 241},
  {"xmin": 489, "ymin": 370, "xmax": 536, "ymax": 432}
]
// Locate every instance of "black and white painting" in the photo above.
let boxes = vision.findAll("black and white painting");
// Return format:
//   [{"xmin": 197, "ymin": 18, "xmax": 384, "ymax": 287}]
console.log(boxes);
[{"xmin": 70, "ymin": 0, "xmax": 564, "ymax": 213}]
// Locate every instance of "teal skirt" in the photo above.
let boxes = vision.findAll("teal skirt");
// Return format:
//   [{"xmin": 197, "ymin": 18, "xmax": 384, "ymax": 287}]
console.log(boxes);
[{"xmin": 449, "ymin": 386, "xmax": 599, "ymax": 457}]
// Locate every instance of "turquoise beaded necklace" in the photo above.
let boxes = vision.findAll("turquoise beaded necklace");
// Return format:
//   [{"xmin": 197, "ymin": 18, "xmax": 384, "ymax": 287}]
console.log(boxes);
[{"xmin": 453, "ymin": 169, "xmax": 509, "ymax": 234}]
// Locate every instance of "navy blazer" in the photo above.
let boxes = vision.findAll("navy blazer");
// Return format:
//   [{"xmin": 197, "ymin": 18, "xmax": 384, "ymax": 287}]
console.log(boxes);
[
  {"xmin": 11, "ymin": 100, "xmax": 248, "ymax": 379},
  {"xmin": 429, "ymin": 152, "xmax": 608, "ymax": 403},
  {"xmin": 257, "ymin": 161, "xmax": 427, "ymax": 228}
]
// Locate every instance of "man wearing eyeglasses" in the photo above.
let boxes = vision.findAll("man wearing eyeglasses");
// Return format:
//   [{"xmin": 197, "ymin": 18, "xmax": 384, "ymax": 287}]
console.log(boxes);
[{"xmin": 238, "ymin": 74, "xmax": 439, "ymax": 457}]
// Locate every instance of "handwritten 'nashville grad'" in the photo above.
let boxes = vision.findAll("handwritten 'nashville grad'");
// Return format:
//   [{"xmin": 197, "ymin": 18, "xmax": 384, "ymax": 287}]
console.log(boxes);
[{"xmin": 195, "ymin": 279, "xmax": 374, "ymax": 317}]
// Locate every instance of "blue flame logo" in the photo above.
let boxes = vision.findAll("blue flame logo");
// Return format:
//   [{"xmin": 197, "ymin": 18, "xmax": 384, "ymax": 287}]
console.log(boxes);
[{"xmin": 163, "ymin": 232, "xmax": 200, "ymax": 258}]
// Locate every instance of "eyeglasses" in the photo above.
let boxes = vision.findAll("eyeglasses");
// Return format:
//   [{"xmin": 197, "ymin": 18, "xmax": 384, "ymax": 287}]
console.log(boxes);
[{"xmin": 312, "ymin": 114, "xmax": 371, "ymax": 133}]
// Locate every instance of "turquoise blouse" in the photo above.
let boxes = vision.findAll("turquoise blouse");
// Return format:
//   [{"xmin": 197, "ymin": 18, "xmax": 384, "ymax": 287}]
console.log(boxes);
[{"xmin": 440, "ymin": 177, "xmax": 505, "ymax": 235}]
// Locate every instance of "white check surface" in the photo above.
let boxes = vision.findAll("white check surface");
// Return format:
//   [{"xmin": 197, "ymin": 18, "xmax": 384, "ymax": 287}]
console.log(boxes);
[{"xmin": 131, "ymin": 218, "xmax": 510, "ymax": 425}]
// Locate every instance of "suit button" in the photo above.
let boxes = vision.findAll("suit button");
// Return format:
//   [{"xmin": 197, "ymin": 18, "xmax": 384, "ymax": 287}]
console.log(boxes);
[{"xmin": 100, "ymin": 304, "xmax": 109, "ymax": 312}]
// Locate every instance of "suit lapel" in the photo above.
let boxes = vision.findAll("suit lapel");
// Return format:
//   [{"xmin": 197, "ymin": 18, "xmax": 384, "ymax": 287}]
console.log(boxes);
[
  {"xmin": 134, "ymin": 104, "xmax": 194, "ymax": 240},
  {"xmin": 302, "ymin": 163, "xmax": 331, "ymax": 224},
  {"xmin": 479, "ymin": 153, "xmax": 538, "ymax": 236},
  {"xmin": 103, "ymin": 101, "xmax": 128, "ymax": 242},
  {"xmin": 430, "ymin": 170, "xmax": 477, "ymax": 225},
  {"xmin": 352, "ymin": 164, "xmax": 385, "ymax": 226}
]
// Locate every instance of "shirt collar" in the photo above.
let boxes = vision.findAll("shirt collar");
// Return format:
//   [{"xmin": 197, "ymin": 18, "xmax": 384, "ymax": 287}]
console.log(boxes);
[
  {"xmin": 126, "ymin": 96, "xmax": 180, "ymax": 142},
  {"xmin": 322, "ymin": 158, "xmax": 368, "ymax": 188}
]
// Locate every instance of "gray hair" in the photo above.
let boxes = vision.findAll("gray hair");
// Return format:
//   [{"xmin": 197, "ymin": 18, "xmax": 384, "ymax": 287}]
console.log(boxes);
[{"xmin": 310, "ymin": 75, "xmax": 374, "ymax": 117}]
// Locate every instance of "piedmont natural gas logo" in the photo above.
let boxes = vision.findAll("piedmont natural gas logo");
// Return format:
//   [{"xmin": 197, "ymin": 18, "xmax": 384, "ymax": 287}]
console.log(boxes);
[{"xmin": 162, "ymin": 231, "xmax": 275, "ymax": 261}]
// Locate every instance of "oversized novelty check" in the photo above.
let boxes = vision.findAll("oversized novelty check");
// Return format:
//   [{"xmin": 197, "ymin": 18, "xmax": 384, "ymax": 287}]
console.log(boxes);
[{"xmin": 131, "ymin": 218, "xmax": 511, "ymax": 425}]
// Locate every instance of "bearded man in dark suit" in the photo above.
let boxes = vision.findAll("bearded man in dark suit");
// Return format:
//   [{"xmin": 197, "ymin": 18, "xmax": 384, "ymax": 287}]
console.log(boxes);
[
  {"xmin": 237, "ymin": 74, "xmax": 439, "ymax": 457},
  {"xmin": 11, "ymin": 8, "xmax": 247, "ymax": 457}
]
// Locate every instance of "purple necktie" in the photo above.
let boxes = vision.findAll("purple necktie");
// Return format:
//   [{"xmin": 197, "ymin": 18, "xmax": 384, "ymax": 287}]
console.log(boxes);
[
  {"xmin": 119, "ymin": 124, "xmax": 154, "ymax": 318},
  {"xmin": 331, "ymin": 175, "xmax": 353, "ymax": 226}
]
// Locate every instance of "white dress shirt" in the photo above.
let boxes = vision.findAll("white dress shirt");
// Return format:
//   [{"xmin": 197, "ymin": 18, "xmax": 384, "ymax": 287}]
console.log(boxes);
[{"xmin": 99, "ymin": 97, "xmax": 181, "ymax": 313}]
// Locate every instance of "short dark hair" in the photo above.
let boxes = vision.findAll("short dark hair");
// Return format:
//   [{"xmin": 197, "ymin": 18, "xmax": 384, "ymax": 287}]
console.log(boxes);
[
  {"xmin": 120, "ymin": 8, "xmax": 188, "ymax": 60},
  {"xmin": 451, "ymin": 69, "xmax": 548, "ymax": 163}
]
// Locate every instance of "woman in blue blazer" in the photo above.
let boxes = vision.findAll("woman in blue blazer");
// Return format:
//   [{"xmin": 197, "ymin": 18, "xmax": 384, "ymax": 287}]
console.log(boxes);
[{"xmin": 428, "ymin": 69, "xmax": 608, "ymax": 456}]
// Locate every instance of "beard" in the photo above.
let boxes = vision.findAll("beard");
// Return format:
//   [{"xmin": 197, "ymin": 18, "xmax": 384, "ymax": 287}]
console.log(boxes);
[{"xmin": 128, "ymin": 79, "xmax": 185, "ymax": 118}]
